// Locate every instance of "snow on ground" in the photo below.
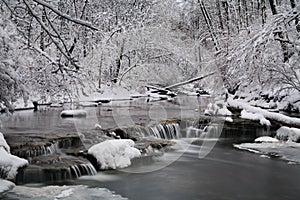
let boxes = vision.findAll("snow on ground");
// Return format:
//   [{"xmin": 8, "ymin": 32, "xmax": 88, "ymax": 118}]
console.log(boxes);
[
  {"xmin": 241, "ymin": 109, "xmax": 271, "ymax": 126},
  {"xmin": 254, "ymin": 136, "xmax": 279, "ymax": 143},
  {"xmin": 228, "ymin": 98, "xmax": 300, "ymax": 126},
  {"xmin": 79, "ymin": 85, "xmax": 140, "ymax": 102},
  {"xmin": 0, "ymin": 179, "xmax": 15, "ymax": 197},
  {"xmin": 234, "ymin": 134, "xmax": 300, "ymax": 164},
  {"xmin": 60, "ymin": 110, "xmax": 87, "ymax": 118},
  {"xmin": 276, "ymin": 126, "xmax": 300, "ymax": 142},
  {"xmin": 6, "ymin": 185, "xmax": 127, "ymax": 200},
  {"xmin": 88, "ymin": 139, "xmax": 141, "ymax": 170},
  {"xmin": 0, "ymin": 133, "xmax": 28, "ymax": 180}
]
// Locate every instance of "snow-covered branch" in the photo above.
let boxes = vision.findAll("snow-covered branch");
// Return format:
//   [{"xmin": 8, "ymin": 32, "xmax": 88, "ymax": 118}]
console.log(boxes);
[{"xmin": 31, "ymin": 0, "xmax": 98, "ymax": 31}]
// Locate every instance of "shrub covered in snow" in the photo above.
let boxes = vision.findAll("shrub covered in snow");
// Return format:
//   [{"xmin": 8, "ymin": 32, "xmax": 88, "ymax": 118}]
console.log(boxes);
[
  {"xmin": 88, "ymin": 139, "xmax": 141, "ymax": 170},
  {"xmin": 276, "ymin": 126, "xmax": 300, "ymax": 142}
]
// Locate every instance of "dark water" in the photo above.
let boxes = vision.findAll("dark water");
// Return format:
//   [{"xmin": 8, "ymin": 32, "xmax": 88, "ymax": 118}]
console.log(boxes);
[
  {"xmin": 1, "ymin": 96, "xmax": 300, "ymax": 200},
  {"xmin": 64, "ymin": 139, "xmax": 300, "ymax": 200}
]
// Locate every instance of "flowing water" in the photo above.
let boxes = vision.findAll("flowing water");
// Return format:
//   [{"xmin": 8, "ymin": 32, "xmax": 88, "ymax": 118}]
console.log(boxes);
[{"xmin": 1, "ymin": 96, "xmax": 300, "ymax": 200}]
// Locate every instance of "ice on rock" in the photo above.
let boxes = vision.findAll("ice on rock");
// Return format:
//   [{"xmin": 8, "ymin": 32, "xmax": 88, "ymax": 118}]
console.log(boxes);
[{"xmin": 88, "ymin": 139, "xmax": 141, "ymax": 170}]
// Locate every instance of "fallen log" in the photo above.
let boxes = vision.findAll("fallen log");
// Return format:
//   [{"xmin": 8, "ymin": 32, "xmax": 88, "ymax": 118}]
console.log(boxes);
[
  {"xmin": 145, "ymin": 72, "xmax": 216, "ymax": 96},
  {"xmin": 227, "ymin": 99, "xmax": 300, "ymax": 128}
]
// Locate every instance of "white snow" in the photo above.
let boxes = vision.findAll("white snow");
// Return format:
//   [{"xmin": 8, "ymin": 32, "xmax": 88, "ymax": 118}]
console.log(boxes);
[
  {"xmin": 0, "ymin": 179, "xmax": 15, "ymax": 196},
  {"xmin": 78, "ymin": 102, "xmax": 99, "ymax": 107},
  {"xmin": 54, "ymin": 188, "xmax": 74, "ymax": 199},
  {"xmin": 8, "ymin": 185, "xmax": 127, "ymax": 200},
  {"xmin": 79, "ymin": 85, "xmax": 135, "ymax": 102},
  {"xmin": 254, "ymin": 136, "xmax": 279, "ymax": 143},
  {"xmin": 228, "ymin": 98, "xmax": 300, "ymax": 126},
  {"xmin": 234, "ymin": 134, "xmax": 300, "ymax": 164},
  {"xmin": 60, "ymin": 110, "xmax": 87, "ymax": 118},
  {"xmin": 0, "ymin": 147, "xmax": 28, "ymax": 179},
  {"xmin": 88, "ymin": 139, "xmax": 141, "ymax": 170},
  {"xmin": 241, "ymin": 109, "xmax": 271, "ymax": 126},
  {"xmin": 0, "ymin": 133, "xmax": 28, "ymax": 180},
  {"xmin": 204, "ymin": 103, "xmax": 232, "ymax": 116},
  {"xmin": 0, "ymin": 132, "xmax": 10, "ymax": 152},
  {"xmin": 276, "ymin": 126, "xmax": 300, "ymax": 142}
]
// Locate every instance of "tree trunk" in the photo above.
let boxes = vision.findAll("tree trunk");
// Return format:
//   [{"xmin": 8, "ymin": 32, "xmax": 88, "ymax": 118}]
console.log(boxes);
[
  {"xmin": 114, "ymin": 39, "xmax": 125, "ymax": 81},
  {"xmin": 216, "ymin": 0, "xmax": 224, "ymax": 31},
  {"xmin": 290, "ymin": 0, "xmax": 296, "ymax": 8},
  {"xmin": 261, "ymin": 0, "xmax": 267, "ymax": 25},
  {"xmin": 269, "ymin": 0, "xmax": 278, "ymax": 15},
  {"xmin": 40, "ymin": 11, "xmax": 46, "ymax": 51},
  {"xmin": 268, "ymin": 0, "xmax": 290, "ymax": 62},
  {"xmin": 242, "ymin": 0, "xmax": 249, "ymax": 26},
  {"xmin": 222, "ymin": 1, "xmax": 230, "ymax": 35},
  {"xmin": 198, "ymin": 0, "xmax": 220, "ymax": 51}
]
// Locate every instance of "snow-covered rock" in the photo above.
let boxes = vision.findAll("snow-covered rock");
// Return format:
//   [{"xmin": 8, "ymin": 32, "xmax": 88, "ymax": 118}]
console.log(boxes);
[
  {"xmin": 0, "ymin": 179, "xmax": 15, "ymax": 197},
  {"xmin": 0, "ymin": 132, "xmax": 10, "ymax": 152},
  {"xmin": 276, "ymin": 126, "xmax": 300, "ymax": 142},
  {"xmin": 204, "ymin": 103, "xmax": 232, "ymax": 116},
  {"xmin": 0, "ymin": 133, "xmax": 28, "ymax": 180},
  {"xmin": 60, "ymin": 110, "xmax": 87, "ymax": 118},
  {"xmin": 88, "ymin": 139, "xmax": 141, "ymax": 170},
  {"xmin": 254, "ymin": 136, "xmax": 279, "ymax": 143},
  {"xmin": 241, "ymin": 109, "xmax": 271, "ymax": 126}
]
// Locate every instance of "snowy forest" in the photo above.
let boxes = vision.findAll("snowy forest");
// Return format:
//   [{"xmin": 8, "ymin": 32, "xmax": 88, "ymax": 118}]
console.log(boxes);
[{"xmin": 0, "ymin": 0, "xmax": 300, "ymax": 111}]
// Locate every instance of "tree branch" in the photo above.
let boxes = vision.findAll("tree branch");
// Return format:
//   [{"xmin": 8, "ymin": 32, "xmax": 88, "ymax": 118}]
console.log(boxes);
[{"xmin": 31, "ymin": 0, "xmax": 98, "ymax": 31}]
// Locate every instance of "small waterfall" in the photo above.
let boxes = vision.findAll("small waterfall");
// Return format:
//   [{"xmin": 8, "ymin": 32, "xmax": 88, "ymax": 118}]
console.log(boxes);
[
  {"xmin": 70, "ymin": 163, "xmax": 97, "ymax": 178},
  {"xmin": 133, "ymin": 123, "xmax": 181, "ymax": 140},
  {"xmin": 12, "ymin": 143, "xmax": 57, "ymax": 159}
]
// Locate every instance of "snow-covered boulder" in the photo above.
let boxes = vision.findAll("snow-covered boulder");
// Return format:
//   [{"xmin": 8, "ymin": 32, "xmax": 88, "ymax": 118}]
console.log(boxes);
[
  {"xmin": 88, "ymin": 139, "xmax": 141, "ymax": 170},
  {"xmin": 254, "ymin": 136, "xmax": 279, "ymax": 143},
  {"xmin": 276, "ymin": 126, "xmax": 300, "ymax": 142},
  {"xmin": 0, "ymin": 132, "xmax": 28, "ymax": 180},
  {"xmin": 0, "ymin": 179, "xmax": 15, "ymax": 197},
  {"xmin": 0, "ymin": 132, "xmax": 10, "ymax": 153},
  {"xmin": 60, "ymin": 110, "xmax": 87, "ymax": 118}
]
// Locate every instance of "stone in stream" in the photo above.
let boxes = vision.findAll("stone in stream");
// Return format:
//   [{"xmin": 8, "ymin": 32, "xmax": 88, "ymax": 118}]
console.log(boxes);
[{"xmin": 60, "ymin": 110, "xmax": 87, "ymax": 118}]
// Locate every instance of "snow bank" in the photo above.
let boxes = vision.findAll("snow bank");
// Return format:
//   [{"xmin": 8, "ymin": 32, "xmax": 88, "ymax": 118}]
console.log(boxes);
[
  {"xmin": 88, "ymin": 139, "xmax": 141, "ymax": 170},
  {"xmin": 204, "ymin": 103, "xmax": 232, "ymax": 116},
  {"xmin": 228, "ymin": 99, "xmax": 300, "ymax": 126},
  {"xmin": 0, "ymin": 132, "xmax": 10, "ymax": 152},
  {"xmin": 0, "ymin": 133, "xmax": 28, "ymax": 180},
  {"xmin": 254, "ymin": 136, "xmax": 279, "ymax": 143},
  {"xmin": 60, "ymin": 110, "xmax": 87, "ymax": 118},
  {"xmin": 276, "ymin": 126, "xmax": 300, "ymax": 142},
  {"xmin": 241, "ymin": 109, "xmax": 271, "ymax": 126},
  {"xmin": 79, "ymin": 85, "xmax": 137, "ymax": 102},
  {"xmin": 0, "ymin": 179, "xmax": 15, "ymax": 197},
  {"xmin": 8, "ymin": 185, "xmax": 127, "ymax": 200},
  {"xmin": 234, "ymin": 141, "xmax": 300, "ymax": 164}
]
